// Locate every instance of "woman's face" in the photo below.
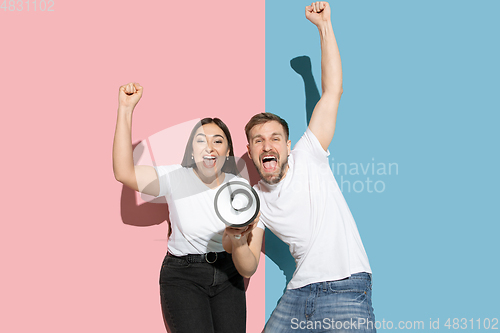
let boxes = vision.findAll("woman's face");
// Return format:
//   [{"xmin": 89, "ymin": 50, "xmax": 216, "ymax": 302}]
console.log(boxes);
[{"xmin": 192, "ymin": 123, "xmax": 230, "ymax": 179}]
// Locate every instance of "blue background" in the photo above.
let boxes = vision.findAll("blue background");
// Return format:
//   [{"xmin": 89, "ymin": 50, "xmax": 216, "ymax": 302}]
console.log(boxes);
[{"xmin": 264, "ymin": 0, "xmax": 500, "ymax": 329}]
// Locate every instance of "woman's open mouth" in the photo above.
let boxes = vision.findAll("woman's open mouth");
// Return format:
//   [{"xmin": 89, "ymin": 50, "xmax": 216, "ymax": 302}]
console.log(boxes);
[{"xmin": 202, "ymin": 155, "xmax": 217, "ymax": 168}]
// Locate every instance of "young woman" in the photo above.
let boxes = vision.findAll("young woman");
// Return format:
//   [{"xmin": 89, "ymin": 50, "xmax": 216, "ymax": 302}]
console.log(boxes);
[{"xmin": 112, "ymin": 82, "xmax": 258, "ymax": 333}]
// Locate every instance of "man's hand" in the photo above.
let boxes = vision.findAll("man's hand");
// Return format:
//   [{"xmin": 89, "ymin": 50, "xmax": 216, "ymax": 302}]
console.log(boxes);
[
  {"xmin": 305, "ymin": 1, "xmax": 331, "ymax": 27},
  {"xmin": 119, "ymin": 82, "xmax": 143, "ymax": 110}
]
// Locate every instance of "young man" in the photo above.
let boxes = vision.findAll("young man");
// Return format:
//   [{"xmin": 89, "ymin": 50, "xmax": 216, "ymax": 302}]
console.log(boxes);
[{"xmin": 223, "ymin": 2, "xmax": 376, "ymax": 332}]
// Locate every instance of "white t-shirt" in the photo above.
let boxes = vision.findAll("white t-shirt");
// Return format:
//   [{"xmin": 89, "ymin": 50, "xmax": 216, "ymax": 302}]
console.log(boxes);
[
  {"xmin": 154, "ymin": 165, "xmax": 247, "ymax": 256},
  {"xmin": 254, "ymin": 128, "xmax": 372, "ymax": 289}
]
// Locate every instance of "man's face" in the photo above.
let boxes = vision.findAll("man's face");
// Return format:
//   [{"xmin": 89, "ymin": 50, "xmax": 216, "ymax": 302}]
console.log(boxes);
[{"xmin": 247, "ymin": 121, "xmax": 291, "ymax": 185}]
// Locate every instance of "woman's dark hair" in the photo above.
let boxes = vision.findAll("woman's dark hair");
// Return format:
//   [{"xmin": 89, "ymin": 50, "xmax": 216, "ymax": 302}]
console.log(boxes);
[{"xmin": 181, "ymin": 118, "xmax": 239, "ymax": 175}]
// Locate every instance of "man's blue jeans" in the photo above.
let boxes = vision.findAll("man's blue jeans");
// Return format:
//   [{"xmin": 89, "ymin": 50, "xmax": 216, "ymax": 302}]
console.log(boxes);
[{"xmin": 264, "ymin": 272, "xmax": 376, "ymax": 332}]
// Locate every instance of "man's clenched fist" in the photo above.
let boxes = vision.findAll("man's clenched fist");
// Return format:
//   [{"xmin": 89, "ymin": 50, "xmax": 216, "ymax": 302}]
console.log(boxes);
[
  {"xmin": 119, "ymin": 82, "xmax": 143, "ymax": 110},
  {"xmin": 305, "ymin": 1, "xmax": 331, "ymax": 26}
]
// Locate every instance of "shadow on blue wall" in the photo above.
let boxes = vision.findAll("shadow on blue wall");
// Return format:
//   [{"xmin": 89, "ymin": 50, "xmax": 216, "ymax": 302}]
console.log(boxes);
[{"xmin": 290, "ymin": 55, "xmax": 320, "ymax": 126}]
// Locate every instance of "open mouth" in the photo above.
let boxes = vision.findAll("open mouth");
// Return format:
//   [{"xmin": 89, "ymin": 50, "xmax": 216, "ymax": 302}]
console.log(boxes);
[
  {"xmin": 202, "ymin": 155, "xmax": 217, "ymax": 168},
  {"xmin": 262, "ymin": 155, "xmax": 278, "ymax": 171}
]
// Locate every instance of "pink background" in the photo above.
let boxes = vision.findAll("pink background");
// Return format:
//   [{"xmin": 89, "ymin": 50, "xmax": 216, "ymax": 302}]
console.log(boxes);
[{"xmin": 0, "ymin": 1, "xmax": 265, "ymax": 332}]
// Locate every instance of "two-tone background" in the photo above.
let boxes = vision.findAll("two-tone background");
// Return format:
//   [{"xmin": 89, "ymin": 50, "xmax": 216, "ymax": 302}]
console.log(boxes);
[{"xmin": 2, "ymin": 1, "xmax": 499, "ymax": 332}]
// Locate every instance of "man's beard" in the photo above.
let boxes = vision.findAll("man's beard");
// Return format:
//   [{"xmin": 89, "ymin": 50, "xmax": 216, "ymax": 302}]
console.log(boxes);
[{"xmin": 253, "ymin": 156, "xmax": 289, "ymax": 185}]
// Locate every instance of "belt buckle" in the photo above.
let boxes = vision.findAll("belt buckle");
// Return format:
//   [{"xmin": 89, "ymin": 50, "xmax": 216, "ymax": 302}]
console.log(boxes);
[{"xmin": 205, "ymin": 252, "xmax": 217, "ymax": 263}]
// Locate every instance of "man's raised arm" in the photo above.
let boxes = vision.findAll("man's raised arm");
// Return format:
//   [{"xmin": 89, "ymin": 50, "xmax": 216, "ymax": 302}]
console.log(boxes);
[{"xmin": 306, "ymin": 1, "xmax": 343, "ymax": 151}]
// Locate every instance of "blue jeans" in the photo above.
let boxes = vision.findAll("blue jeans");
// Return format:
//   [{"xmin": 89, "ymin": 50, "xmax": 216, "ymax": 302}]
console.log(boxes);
[
  {"xmin": 159, "ymin": 253, "xmax": 246, "ymax": 333},
  {"xmin": 264, "ymin": 272, "xmax": 376, "ymax": 333}
]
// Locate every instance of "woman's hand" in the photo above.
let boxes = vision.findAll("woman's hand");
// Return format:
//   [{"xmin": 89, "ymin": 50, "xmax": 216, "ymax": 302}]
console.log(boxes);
[
  {"xmin": 222, "ymin": 212, "xmax": 264, "ymax": 278},
  {"xmin": 225, "ymin": 212, "xmax": 260, "ymax": 242},
  {"xmin": 222, "ymin": 212, "xmax": 260, "ymax": 252},
  {"xmin": 225, "ymin": 223, "xmax": 255, "ymax": 240},
  {"xmin": 119, "ymin": 82, "xmax": 143, "ymax": 110}
]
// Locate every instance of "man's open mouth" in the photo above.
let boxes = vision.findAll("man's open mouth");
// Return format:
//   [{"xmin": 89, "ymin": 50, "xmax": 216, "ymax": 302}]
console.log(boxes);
[{"xmin": 262, "ymin": 155, "xmax": 278, "ymax": 171}]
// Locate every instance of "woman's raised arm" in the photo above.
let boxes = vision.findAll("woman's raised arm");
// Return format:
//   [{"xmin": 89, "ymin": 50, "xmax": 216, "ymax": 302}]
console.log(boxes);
[{"xmin": 112, "ymin": 83, "xmax": 160, "ymax": 197}]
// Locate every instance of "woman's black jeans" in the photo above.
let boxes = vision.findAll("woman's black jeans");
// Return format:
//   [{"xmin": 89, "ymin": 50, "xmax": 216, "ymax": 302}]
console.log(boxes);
[{"xmin": 159, "ymin": 252, "xmax": 246, "ymax": 333}]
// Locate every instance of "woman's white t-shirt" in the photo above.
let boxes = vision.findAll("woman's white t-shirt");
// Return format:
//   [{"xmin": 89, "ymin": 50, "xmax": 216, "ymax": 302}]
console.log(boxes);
[{"xmin": 154, "ymin": 165, "xmax": 247, "ymax": 256}]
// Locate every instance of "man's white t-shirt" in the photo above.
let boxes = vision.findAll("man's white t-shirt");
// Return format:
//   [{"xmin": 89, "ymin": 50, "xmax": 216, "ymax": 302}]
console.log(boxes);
[
  {"xmin": 254, "ymin": 128, "xmax": 372, "ymax": 290},
  {"xmin": 154, "ymin": 165, "xmax": 247, "ymax": 256}
]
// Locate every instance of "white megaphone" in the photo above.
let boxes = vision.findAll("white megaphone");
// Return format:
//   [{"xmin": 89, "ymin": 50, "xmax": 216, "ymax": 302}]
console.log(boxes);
[{"xmin": 214, "ymin": 181, "xmax": 260, "ymax": 228}]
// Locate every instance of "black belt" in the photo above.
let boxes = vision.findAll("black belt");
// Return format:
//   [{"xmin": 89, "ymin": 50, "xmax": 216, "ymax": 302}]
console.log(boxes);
[{"xmin": 167, "ymin": 251, "xmax": 228, "ymax": 264}]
